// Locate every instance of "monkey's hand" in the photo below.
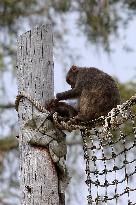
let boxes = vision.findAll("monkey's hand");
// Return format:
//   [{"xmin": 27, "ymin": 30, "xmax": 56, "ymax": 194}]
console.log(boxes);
[
  {"xmin": 56, "ymin": 93, "xmax": 62, "ymax": 101},
  {"xmin": 45, "ymin": 98, "xmax": 58, "ymax": 111}
]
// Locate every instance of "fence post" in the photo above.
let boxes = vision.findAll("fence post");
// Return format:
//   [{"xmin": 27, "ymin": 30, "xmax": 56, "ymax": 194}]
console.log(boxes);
[{"xmin": 16, "ymin": 24, "xmax": 65, "ymax": 205}]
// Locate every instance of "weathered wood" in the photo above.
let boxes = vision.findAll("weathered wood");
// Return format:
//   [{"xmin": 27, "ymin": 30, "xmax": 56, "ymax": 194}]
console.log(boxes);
[{"xmin": 16, "ymin": 24, "xmax": 60, "ymax": 205}]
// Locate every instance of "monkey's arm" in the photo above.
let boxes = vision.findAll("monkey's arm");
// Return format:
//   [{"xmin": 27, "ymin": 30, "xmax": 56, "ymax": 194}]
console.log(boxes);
[{"xmin": 56, "ymin": 88, "xmax": 81, "ymax": 101}]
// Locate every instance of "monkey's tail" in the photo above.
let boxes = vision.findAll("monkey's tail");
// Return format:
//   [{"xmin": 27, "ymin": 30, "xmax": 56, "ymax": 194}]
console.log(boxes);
[{"xmin": 15, "ymin": 91, "xmax": 47, "ymax": 113}]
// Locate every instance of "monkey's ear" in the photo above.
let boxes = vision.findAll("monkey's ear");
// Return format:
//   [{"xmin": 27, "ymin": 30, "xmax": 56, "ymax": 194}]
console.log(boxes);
[{"xmin": 71, "ymin": 65, "xmax": 78, "ymax": 72}]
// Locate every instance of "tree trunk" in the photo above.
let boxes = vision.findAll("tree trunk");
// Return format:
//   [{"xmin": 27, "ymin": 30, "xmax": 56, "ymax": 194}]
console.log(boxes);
[{"xmin": 16, "ymin": 24, "xmax": 61, "ymax": 205}]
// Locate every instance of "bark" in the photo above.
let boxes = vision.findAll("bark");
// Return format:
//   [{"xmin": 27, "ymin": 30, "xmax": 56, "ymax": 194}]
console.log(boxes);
[{"xmin": 16, "ymin": 24, "xmax": 61, "ymax": 205}]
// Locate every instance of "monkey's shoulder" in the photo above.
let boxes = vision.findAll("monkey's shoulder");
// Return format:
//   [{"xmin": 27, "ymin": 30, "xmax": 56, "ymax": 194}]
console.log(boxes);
[{"xmin": 77, "ymin": 68, "xmax": 117, "ymax": 88}]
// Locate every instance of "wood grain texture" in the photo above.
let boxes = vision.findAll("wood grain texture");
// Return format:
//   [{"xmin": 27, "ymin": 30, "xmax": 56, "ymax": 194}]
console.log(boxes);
[{"xmin": 16, "ymin": 24, "xmax": 60, "ymax": 205}]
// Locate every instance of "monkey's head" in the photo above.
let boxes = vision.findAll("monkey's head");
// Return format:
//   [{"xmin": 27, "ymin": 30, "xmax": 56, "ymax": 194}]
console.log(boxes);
[{"xmin": 66, "ymin": 65, "xmax": 79, "ymax": 88}]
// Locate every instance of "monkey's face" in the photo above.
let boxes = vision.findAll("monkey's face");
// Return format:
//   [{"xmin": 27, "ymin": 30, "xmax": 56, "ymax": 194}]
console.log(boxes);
[
  {"xmin": 66, "ymin": 75, "xmax": 75, "ymax": 88},
  {"xmin": 66, "ymin": 65, "xmax": 78, "ymax": 88}
]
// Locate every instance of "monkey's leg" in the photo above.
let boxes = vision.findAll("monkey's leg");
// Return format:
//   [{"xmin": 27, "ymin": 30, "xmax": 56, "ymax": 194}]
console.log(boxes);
[
  {"xmin": 68, "ymin": 106, "xmax": 78, "ymax": 118},
  {"xmin": 76, "ymin": 89, "xmax": 97, "ymax": 121}
]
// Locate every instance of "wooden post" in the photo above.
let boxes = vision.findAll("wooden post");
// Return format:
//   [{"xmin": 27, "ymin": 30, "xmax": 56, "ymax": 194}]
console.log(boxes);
[{"xmin": 16, "ymin": 24, "xmax": 66, "ymax": 205}]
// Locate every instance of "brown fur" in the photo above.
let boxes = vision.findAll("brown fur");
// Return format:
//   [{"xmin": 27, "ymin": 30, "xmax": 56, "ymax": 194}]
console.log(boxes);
[
  {"xmin": 45, "ymin": 99, "xmax": 78, "ymax": 121},
  {"xmin": 56, "ymin": 65, "xmax": 120, "ymax": 121}
]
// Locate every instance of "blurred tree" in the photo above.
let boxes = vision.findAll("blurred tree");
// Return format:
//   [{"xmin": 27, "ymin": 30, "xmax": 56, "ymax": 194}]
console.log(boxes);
[
  {"xmin": 0, "ymin": 0, "xmax": 136, "ymax": 204},
  {"xmin": 0, "ymin": 0, "xmax": 36, "ymax": 32},
  {"xmin": 1, "ymin": 0, "xmax": 136, "ymax": 71},
  {"xmin": 1, "ymin": 0, "xmax": 136, "ymax": 47}
]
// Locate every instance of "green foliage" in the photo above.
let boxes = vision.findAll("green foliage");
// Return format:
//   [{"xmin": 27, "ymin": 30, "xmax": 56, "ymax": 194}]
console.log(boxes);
[
  {"xmin": 0, "ymin": 0, "xmax": 36, "ymax": 32},
  {"xmin": 124, "ymin": 0, "xmax": 136, "ymax": 10},
  {"xmin": 51, "ymin": 0, "xmax": 71, "ymax": 12},
  {"xmin": 0, "ymin": 136, "xmax": 18, "ymax": 151},
  {"xmin": 77, "ymin": 0, "xmax": 120, "ymax": 50},
  {"xmin": 1, "ymin": 0, "xmax": 136, "ymax": 46},
  {"xmin": 119, "ymin": 81, "xmax": 136, "ymax": 118},
  {"xmin": 119, "ymin": 81, "xmax": 136, "ymax": 139},
  {"xmin": 0, "ymin": 53, "xmax": 4, "ymax": 71},
  {"xmin": 119, "ymin": 81, "xmax": 136, "ymax": 101}
]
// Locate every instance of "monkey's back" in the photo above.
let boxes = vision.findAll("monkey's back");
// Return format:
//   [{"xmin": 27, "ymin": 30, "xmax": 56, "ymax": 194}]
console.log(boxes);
[{"xmin": 78, "ymin": 67, "xmax": 120, "ymax": 120}]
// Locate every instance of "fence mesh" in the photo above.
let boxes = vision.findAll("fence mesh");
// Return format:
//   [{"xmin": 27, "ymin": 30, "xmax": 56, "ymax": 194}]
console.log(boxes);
[{"xmin": 81, "ymin": 96, "xmax": 136, "ymax": 205}]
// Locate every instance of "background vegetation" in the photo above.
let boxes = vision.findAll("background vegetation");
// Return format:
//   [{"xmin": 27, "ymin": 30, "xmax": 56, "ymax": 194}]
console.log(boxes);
[{"xmin": 0, "ymin": 0, "xmax": 136, "ymax": 204}]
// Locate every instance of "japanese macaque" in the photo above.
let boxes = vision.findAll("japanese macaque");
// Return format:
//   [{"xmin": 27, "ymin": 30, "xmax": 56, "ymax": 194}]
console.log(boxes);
[{"xmin": 55, "ymin": 65, "xmax": 120, "ymax": 121}]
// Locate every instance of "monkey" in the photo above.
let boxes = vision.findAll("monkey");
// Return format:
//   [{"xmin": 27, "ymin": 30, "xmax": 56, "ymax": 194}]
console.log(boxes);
[
  {"xmin": 45, "ymin": 99, "xmax": 78, "ymax": 121},
  {"xmin": 55, "ymin": 65, "xmax": 120, "ymax": 122}
]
